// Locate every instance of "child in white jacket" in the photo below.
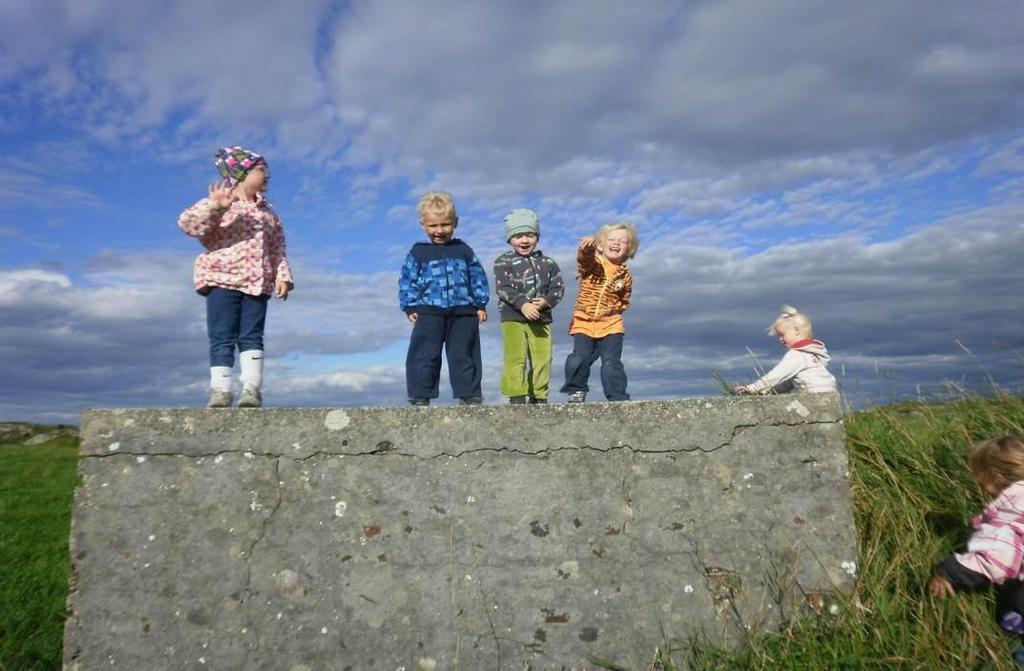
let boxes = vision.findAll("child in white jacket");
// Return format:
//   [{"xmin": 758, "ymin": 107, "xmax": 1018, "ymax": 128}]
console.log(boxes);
[{"xmin": 734, "ymin": 305, "xmax": 836, "ymax": 395}]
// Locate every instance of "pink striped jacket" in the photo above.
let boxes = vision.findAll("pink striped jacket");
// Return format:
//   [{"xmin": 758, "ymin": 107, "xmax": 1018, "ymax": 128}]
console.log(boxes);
[{"xmin": 954, "ymin": 481, "xmax": 1024, "ymax": 584}]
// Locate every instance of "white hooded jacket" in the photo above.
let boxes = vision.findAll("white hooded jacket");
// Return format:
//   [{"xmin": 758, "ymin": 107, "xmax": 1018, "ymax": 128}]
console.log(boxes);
[{"xmin": 746, "ymin": 339, "xmax": 837, "ymax": 394}]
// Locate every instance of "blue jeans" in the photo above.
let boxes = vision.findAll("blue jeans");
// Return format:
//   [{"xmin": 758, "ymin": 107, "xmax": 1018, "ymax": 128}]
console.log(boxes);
[
  {"xmin": 561, "ymin": 333, "xmax": 629, "ymax": 401},
  {"xmin": 206, "ymin": 288, "xmax": 269, "ymax": 367},
  {"xmin": 406, "ymin": 313, "xmax": 482, "ymax": 399}
]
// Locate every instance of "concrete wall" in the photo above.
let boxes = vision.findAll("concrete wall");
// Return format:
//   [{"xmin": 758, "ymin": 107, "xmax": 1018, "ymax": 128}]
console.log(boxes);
[{"xmin": 65, "ymin": 394, "xmax": 856, "ymax": 671}]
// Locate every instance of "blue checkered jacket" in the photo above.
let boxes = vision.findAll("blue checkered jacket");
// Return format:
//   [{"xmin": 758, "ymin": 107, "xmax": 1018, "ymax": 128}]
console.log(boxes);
[{"xmin": 398, "ymin": 239, "xmax": 490, "ymax": 315}]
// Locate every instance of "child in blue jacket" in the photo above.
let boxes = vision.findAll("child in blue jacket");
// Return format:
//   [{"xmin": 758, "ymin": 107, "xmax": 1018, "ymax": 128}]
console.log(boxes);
[{"xmin": 399, "ymin": 191, "xmax": 489, "ymax": 406}]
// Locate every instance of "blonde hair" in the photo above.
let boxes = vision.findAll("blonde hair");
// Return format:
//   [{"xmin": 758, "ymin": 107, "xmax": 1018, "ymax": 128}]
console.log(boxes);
[
  {"xmin": 969, "ymin": 435, "xmax": 1024, "ymax": 495},
  {"xmin": 417, "ymin": 191, "xmax": 458, "ymax": 224},
  {"xmin": 596, "ymin": 221, "xmax": 639, "ymax": 259},
  {"xmin": 767, "ymin": 305, "xmax": 814, "ymax": 338}
]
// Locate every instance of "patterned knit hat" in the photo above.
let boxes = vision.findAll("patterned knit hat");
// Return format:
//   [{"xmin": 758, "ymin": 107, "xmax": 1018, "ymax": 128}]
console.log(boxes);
[
  {"xmin": 214, "ymin": 146, "xmax": 267, "ymax": 186},
  {"xmin": 504, "ymin": 209, "xmax": 540, "ymax": 241}
]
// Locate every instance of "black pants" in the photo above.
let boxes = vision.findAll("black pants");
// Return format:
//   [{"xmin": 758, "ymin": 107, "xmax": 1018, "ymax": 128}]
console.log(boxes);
[
  {"xmin": 561, "ymin": 333, "xmax": 629, "ymax": 401},
  {"xmin": 406, "ymin": 313, "xmax": 482, "ymax": 399}
]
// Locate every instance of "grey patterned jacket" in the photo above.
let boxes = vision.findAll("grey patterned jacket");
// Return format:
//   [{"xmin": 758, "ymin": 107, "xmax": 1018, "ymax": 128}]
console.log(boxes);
[{"xmin": 492, "ymin": 250, "xmax": 565, "ymax": 323}]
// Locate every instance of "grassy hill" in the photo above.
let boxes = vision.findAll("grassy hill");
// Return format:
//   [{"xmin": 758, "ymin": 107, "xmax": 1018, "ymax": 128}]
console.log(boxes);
[{"xmin": 2, "ymin": 398, "xmax": 1023, "ymax": 670}]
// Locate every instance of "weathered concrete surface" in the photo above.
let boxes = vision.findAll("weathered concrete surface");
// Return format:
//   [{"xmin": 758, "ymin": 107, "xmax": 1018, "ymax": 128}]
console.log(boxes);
[{"xmin": 65, "ymin": 394, "xmax": 856, "ymax": 670}]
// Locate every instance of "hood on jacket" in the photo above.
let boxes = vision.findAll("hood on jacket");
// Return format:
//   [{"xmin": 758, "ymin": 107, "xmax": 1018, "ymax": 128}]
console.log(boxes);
[{"xmin": 789, "ymin": 338, "xmax": 830, "ymax": 363}]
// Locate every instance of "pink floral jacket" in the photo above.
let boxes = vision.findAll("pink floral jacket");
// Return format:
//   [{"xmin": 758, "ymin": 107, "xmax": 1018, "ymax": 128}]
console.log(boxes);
[{"xmin": 178, "ymin": 195, "xmax": 293, "ymax": 297}]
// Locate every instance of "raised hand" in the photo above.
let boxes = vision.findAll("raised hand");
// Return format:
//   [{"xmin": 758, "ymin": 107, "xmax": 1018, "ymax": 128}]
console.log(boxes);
[{"xmin": 207, "ymin": 183, "xmax": 234, "ymax": 210}]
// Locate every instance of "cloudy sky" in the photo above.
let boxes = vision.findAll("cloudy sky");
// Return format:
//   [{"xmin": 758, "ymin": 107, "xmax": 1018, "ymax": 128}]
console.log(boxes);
[{"xmin": 1, "ymin": 0, "xmax": 1022, "ymax": 423}]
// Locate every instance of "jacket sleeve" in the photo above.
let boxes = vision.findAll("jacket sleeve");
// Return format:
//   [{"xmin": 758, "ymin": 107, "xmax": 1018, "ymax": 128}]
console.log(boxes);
[
  {"xmin": 543, "ymin": 258, "xmax": 565, "ymax": 310},
  {"xmin": 269, "ymin": 214, "xmax": 294, "ymax": 288},
  {"xmin": 469, "ymin": 254, "xmax": 490, "ymax": 308},
  {"xmin": 946, "ymin": 520, "xmax": 1024, "ymax": 585},
  {"xmin": 746, "ymin": 350, "xmax": 804, "ymax": 394},
  {"xmin": 178, "ymin": 198, "xmax": 228, "ymax": 239},
  {"xmin": 494, "ymin": 255, "xmax": 528, "ymax": 310},
  {"xmin": 398, "ymin": 254, "xmax": 419, "ymax": 313},
  {"xmin": 619, "ymin": 272, "xmax": 633, "ymax": 311},
  {"xmin": 936, "ymin": 555, "xmax": 992, "ymax": 590}
]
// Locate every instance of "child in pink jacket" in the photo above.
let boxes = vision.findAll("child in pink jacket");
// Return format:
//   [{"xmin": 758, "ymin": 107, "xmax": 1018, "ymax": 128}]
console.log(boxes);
[
  {"xmin": 734, "ymin": 305, "xmax": 836, "ymax": 395},
  {"xmin": 178, "ymin": 147, "xmax": 293, "ymax": 408},
  {"xmin": 930, "ymin": 435, "xmax": 1024, "ymax": 664}
]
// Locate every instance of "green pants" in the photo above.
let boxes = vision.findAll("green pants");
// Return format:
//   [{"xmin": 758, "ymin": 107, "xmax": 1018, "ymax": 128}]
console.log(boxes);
[{"xmin": 500, "ymin": 321, "xmax": 553, "ymax": 399}]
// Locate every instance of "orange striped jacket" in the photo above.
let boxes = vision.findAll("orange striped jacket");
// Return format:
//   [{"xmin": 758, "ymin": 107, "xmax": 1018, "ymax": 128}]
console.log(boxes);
[{"xmin": 568, "ymin": 247, "xmax": 632, "ymax": 337}]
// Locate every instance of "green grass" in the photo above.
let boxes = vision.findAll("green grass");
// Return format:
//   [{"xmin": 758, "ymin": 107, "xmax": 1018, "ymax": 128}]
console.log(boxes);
[
  {"xmin": 4, "ymin": 398, "xmax": 1024, "ymax": 670},
  {"xmin": 0, "ymin": 434, "xmax": 78, "ymax": 671},
  {"xmin": 645, "ymin": 395, "xmax": 1024, "ymax": 670}
]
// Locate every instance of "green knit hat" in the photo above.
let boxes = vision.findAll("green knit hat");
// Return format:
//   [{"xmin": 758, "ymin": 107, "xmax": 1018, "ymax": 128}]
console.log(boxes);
[{"xmin": 504, "ymin": 208, "xmax": 540, "ymax": 241}]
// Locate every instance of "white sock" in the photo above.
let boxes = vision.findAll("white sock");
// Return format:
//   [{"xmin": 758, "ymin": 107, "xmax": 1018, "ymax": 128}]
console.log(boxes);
[
  {"xmin": 240, "ymin": 350, "xmax": 264, "ymax": 391},
  {"xmin": 210, "ymin": 366, "xmax": 233, "ymax": 392}
]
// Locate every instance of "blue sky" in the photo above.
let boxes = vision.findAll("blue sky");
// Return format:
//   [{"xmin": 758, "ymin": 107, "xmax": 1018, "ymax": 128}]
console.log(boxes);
[{"xmin": 1, "ymin": 0, "xmax": 1022, "ymax": 423}]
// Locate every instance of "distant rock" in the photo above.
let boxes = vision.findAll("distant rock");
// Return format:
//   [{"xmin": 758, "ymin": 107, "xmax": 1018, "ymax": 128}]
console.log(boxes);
[{"xmin": 0, "ymin": 422, "xmax": 79, "ymax": 446}]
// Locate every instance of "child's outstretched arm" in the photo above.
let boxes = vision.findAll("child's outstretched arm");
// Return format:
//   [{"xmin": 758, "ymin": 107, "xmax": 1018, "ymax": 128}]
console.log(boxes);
[
  {"xmin": 577, "ymin": 237, "xmax": 600, "ymax": 277},
  {"xmin": 738, "ymin": 351, "xmax": 803, "ymax": 394}
]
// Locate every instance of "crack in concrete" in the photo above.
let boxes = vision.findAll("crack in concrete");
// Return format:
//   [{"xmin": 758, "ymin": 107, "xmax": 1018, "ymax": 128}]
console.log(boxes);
[
  {"xmin": 240, "ymin": 456, "xmax": 282, "ymax": 668},
  {"xmin": 81, "ymin": 419, "xmax": 839, "ymax": 460}
]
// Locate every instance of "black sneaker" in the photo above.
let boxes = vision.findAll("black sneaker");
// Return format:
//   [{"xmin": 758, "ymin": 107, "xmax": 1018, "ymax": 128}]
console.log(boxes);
[
  {"xmin": 409, "ymin": 397, "xmax": 430, "ymax": 406},
  {"xmin": 529, "ymin": 397, "xmax": 548, "ymax": 404},
  {"xmin": 459, "ymin": 396, "xmax": 483, "ymax": 405},
  {"xmin": 567, "ymin": 391, "xmax": 586, "ymax": 403},
  {"xmin": 509, "ymin": 396, "xmax": 527, "ymax": 405}
]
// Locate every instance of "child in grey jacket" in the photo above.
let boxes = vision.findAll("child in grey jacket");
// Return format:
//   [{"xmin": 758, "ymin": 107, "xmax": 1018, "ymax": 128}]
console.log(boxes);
[{"xmin": 493, "ymin": 209, "xmax": 564, "ymax": 404}]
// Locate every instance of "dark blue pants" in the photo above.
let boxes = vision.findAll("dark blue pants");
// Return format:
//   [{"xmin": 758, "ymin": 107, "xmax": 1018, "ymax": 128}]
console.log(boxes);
[
  {"xmin": 406, "ymin": 313, "xmax": 482, "ymax": 399},
  {"xmin": 206, "ymin": 288, "xmax": 269, "ymax": 367},
  {"xmin": 561, "ymin": 333, "xmax": 629, "ymax": 401}
]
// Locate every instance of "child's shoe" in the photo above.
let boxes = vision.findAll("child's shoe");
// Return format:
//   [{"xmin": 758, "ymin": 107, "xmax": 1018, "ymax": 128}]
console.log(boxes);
[
  {"xmin": 509, "ymin": 396, "xmax": 527, "ymax": 405},
  {"xmin": 409, "ymin": 397, "xmax": 430, "ymax": 406},
  {"xmin": 529, "ymin": 397, "xmax": 547, "ymax": 404},
  {"xmin": 207, "ymin": 389, "xmax": 233, "ymax": 408},
  {"xmin": 567, "ymin": 391, "xmax": 586, "ymax": 403},
  {"xmin": 459, "ymin": 396, "xmax": 483, "ymax": 405},
  {"xmin": 237, "ymin": 386, "xmax": 262, "ymax": 408}
]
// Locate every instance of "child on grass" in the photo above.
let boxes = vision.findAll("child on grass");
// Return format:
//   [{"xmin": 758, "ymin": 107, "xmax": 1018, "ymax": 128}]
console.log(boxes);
[
  {"xmin": 734, "ymin": 305, "xmax": 836, "ymax": 395},
  {"xmin": 178, "ymin": 147, "xmax": 293, "ymax": 408},
  {"xmin": 399, "ymin": 191, "xmax": 489, "ymax": 406},
  {"xmin": 493, "ymin": 209, "xmax": 564, "ymax": 404},
  {"xmin": 560, "ymin": 222, "xmax": 638, "ymax": 403},
  {"xmin": 930, "ymin": 435, "xmax": 1024, "ymax": 664}
]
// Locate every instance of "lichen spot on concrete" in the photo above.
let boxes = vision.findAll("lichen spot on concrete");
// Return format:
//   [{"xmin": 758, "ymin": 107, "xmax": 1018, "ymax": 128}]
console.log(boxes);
[
  {"xmin": 557, "ymin": 560, "xmax": 580, "ymax": 579},
  {"xmin": 107, "ymin": 442, "xmax": 120, "ymax": 452},
  {"xmin": 334, "ymin": 501, "xmax": 347, "ymax": 518},
  {"xmin": 841, "ymin": 560, "xmax": 857, "ymax": 576},
  {"xmin": 324, "ymin": 409, "xmax": 351, "ymax": 431},
  {"xmin": 123, "ymin": 418, "xmax": 135, "ymax": 427},
  {"xmin": 417, "ymin": 658, "xmax": 438, "ymax": 671},
  {"xmin": 785, "ymin": 399, "xmax": 810, "ymax": 417}
]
